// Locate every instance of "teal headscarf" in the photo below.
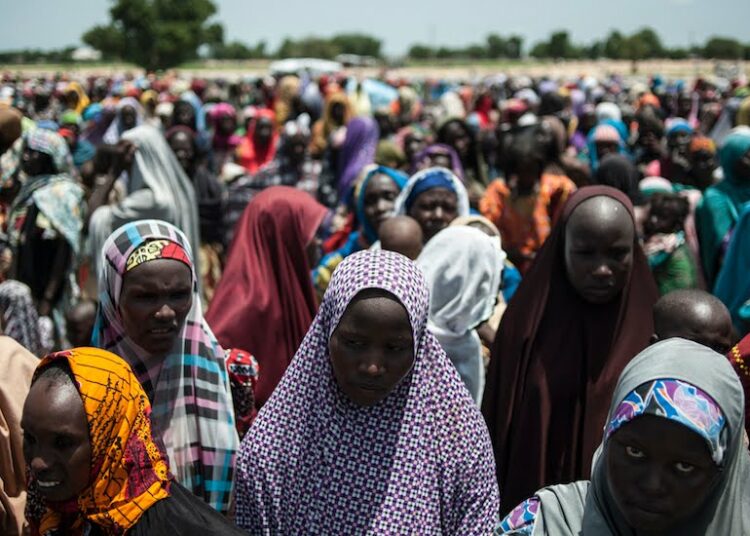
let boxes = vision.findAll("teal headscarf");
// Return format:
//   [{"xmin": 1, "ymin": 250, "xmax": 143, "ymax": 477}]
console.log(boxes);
[
  {"xmin": 697, "ymin": 128, "xmax": 750, "ymax": 283},
  {"xmin": 355, "ymin": 165, "xmax": 408, "ymax": 243}
]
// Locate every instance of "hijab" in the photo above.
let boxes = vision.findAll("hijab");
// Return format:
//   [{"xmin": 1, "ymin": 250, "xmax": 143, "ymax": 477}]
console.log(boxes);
[
  {"xmin": 713, "ymin": 202, "xmax": 750, "ymax": 333},
  {"xmin": 482, "ymin": 185, "xmax": 659, "ymax": 514},
  {"xmin": 393, "ymin": 166, "xmax": 470, "ymax": 219},
  {"xmin": 235, "ymin": 250, "xmax": 499, "ymax": 534},
  {"xmin": 0, "ymin": 337, "xmax": 37, "ymax": 536},
  {"xmin": 64, "ymin": 82, "xmax": 90, "ymax": 115},
  {"xmin": 355, "ymin": 165, "xmax": 408, "ymax": 244},
  {"xmin": 0, "ymin": 280, "xmax": 43, "ymax": 356},
  {"xmin": 417, "ymin": 226, "xmax": 506, "ymax": 402},
  {"xmin": 91, "ymin": 220, "xmax": 238, "ymax": 513},
  {"xmin": 102, "ymin": 97, "xmax": 143, "ymax": 144},
  {"xmin": 88, "ymin": 125, "xmax": 200, "ymax": 280},
  {"xmin": 411, "ymin": 143, "xmax": 465, "ymax": 179},
  {"xmin": 497, "ymin": 339, "xmax": 750, "ymax": 535},
  {"xmin": 337, "ymin": 116, "xmax": 379, "ymax": 200},
  {"xmin": 206, "ymin": 187, "xmax": 327, "ymax": 407},
  {"xmin": 27, "ymin": 347, "xmax": 171, "ymax": 536},
  {"xmin": 235, "ymin": 108, "xmax": 278, "ymax": 174}
]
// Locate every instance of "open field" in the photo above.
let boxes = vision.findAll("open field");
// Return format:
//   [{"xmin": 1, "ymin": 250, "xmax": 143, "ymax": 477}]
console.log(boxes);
[{"xmin": 2, "ymin": 59, "xmax": 748, "ymax": 81}]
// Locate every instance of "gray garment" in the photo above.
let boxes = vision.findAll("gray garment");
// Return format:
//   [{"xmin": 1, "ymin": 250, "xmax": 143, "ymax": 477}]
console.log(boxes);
[
  {"xmin": 504, "ymin": 338, "xmax": 750, "ymax": 535},
  {"xmin": 88, "ymin": 125, "xmax": 200, "ymax": 284}
]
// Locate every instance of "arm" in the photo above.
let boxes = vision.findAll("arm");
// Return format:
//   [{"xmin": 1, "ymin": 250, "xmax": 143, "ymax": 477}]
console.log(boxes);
[{"xmin": 38, "ymin": 238, "xmax": 72, "ymax": 317}]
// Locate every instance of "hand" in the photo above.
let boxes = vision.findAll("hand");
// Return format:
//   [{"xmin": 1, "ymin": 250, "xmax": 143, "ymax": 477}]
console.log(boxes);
[{"xmin": 111, "ymin": 140, "xmax": 137, "ymax": 177}]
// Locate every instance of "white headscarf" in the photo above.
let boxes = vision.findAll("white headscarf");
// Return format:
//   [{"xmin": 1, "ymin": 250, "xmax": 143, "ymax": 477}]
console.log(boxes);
[{"xmin": 417, "ymin": 226, "xmax": 505, "ymax": 402}]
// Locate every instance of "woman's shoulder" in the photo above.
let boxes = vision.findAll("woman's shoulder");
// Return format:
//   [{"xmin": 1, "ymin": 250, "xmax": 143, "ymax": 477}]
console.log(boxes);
[{"xmin": 131, "ymin": 481, "xmax": 246, "ymax": 535}]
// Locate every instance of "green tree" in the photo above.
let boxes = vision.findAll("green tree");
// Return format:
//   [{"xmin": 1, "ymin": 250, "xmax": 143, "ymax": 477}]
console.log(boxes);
[
  {"xmin": 630, "ymin": 27, "xmax": 664, "ymax": 58},
  {"xmin": 330, "ymin": 33, "xmax": 382, "ymax": 58},
  {"xmin": 703, "ymin": 37, "xmax": 744, "ymax": 59},
  {"xmin": 507, "ymin": 35, "xmax": 524, "ymax": 58},
  {"xmin": 408, "ymin": 44, "xmax": 433, "ymax": 59},
  {"xmin": 604, "ymin": 31, "xmax": 625, "ymax": 59},
  {"xmin": 82, "ymin": 0, "xmax": 222, "ymax": 70},
  {"xmin": 530, "ymin": 42, "xmax": 549, "ymax": 58},
  {"xmin": 486, "ymin": 34, "xmax": 508, "ymax": 58}
]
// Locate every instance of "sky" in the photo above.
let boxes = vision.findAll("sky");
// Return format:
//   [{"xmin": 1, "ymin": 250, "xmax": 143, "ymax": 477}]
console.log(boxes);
[{"xmin": 3, "ymin": 0, "xmax": 749, "ymax": 56}]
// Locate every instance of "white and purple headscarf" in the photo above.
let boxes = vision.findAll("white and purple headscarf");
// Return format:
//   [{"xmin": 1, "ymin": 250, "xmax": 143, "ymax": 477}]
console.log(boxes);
[{"xmin": 235, "ymin": 249, "xmax": 499, "ymax": 534}]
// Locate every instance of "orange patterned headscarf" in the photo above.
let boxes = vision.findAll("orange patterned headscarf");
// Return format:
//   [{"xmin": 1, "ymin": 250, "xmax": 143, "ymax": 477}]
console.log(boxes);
[{"xmin": 29, "ymin": 348, "xmax": 171, "ymax": 535}]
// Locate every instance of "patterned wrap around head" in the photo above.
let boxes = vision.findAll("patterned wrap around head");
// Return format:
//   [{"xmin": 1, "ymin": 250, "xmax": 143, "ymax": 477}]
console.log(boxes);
[
  {"xmin": 605, "ymin": 379, "xmax": 727, "ymax": 465},
  {"xmin": 27, "ymin": 347, "xmax": 170, "ymax": 535},
  {"xmin": 235, "ymin": 249, "xmax": 499, "ymax": 534},
  {"xmin": 92, "ymin": 219, "xmax": 239, "ymax": 513},
  {"xmin": 24, "ymin": 128, "xmax": 74, "ymax": 175}
]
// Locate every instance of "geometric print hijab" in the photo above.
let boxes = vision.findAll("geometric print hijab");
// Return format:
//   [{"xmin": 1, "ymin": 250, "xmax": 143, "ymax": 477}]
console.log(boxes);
[
  {"xmin": 91, "ymin": 219, "xmax": 239, "ymax": 514},
  {"xmin": 235, "ymin": 249, "xmax": 499, "ymax": 534},
  {"xmin": 27, "ymin": 347, "xmax": 170, "ymax": 536}
]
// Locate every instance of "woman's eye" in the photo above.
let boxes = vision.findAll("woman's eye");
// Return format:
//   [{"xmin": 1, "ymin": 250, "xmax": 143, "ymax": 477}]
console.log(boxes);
[
  {"xmin": 625, "ymin": 445, "xmax": 645, "ymax": 459},
  {"xmin": 344, "ymin": 338, "xmax": 364, "ymax": 348},
  {"xmin": 675, "ymin": 462, "xmax": 696, "ymax": 474},
  {"xmin": 54, "ymin": 435, "xmax": 73, "ymax": 449}
]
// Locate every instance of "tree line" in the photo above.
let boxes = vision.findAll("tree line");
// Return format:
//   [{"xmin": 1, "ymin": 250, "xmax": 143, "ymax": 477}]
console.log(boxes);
[{"xmin": 1, "ymin": 0, "xmax": 748, "ymax": 69}]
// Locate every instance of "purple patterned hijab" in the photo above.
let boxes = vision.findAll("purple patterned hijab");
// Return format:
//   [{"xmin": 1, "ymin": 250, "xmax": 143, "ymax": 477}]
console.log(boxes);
[{"xmin": 235, "ymin": 249, "xmax": 499, "ymax": 534}]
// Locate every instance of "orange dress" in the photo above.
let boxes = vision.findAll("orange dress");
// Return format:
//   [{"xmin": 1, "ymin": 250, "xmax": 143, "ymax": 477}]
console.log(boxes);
[{"xmin": 480, "ymin": 173, "xmax": 576, "ymax": 273}]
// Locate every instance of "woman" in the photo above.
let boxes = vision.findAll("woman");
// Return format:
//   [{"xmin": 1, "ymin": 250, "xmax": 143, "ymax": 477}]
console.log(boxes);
[
  {"xmin": 102, "ymin": 97, "xmax": 143, "ymax": 144},
  {"xmin": 0, "ymin": 280, "xmax": 44, "ymax": 356},
  {"xmin": 92, "ymin": 219, "xmax": 258, "ymax": 513},
  {"xmin": 496, "ymin": 338, "xmax": 750, "ymax": 535},
  {"xmin": 7, "ymin": 129, "xmax": 84, "ymax": 343},
  {"xmin": 314, "ymin": 165, "xmax": 407, "ymax": 297},
  {"xmin": 594, "ymin": 153, "xmax": 643, "ymax": 206},
  {"xmin": 166, "ymin": 126, "xmax": 226, "ymax": 303},
  {"xmin": 393, "ymin": 166, "xmax": 470, "ymax": 243},
  {"xmin": 417, "ymin": 226, "xmax": 505, "ymax": 402},
  {"xmin": 235, "ymin": 250, "xmax": 499, "ymax": 534},
  {"xmin": 0, "ymin": 336, "xmax": 37, "ymax": 535},
  {"xmin": 437, "ymin": 117, "xmax": 488, "ymax": 190},
  {"xmin": 480, "ymin": 130, "xmax": 576, "ymax": 273},
  {"xmin": 63, "ymin": 81, "xmax": 90, "ymax": 115},
  {"xmin": 483, "ymin": 186, "xmax": 659, "ymax": 515},
  {"xmin": 88, "ymin": 124, "xmax": 200, "ymax": 280},
  {"xmin": 336, "ymin": 115, "xmax": 379, "ymax": 201},
  {"xmin": 696, "ymin": 128, "xmax": 750, "ymax": 285},
  {"xmin": 207, "ymin": 187, "xmax": 327, "ymax": 407},
  {"xmin": 309, "ymin": 91, "xmax": 352, "ymax": 159},
  {"xmin": 208, "ymin": 103, "xmax": 238, "ymax": 172},
  {"xmin": 23, "ymin": 347, "xmax": 246, "ymax": 535},
  {"xmin": 235, "ymin": 108, "xmax": 278, "ymax": 174},
  {"xmin": 410, "ymin": 143, "xmax": 464, "ymax": 178}
]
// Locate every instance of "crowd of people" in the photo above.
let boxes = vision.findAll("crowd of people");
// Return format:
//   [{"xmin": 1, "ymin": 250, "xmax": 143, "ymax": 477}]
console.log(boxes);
[{"xmin": 0, "ymin": 66, "xmax": 749, "ymax": 534}]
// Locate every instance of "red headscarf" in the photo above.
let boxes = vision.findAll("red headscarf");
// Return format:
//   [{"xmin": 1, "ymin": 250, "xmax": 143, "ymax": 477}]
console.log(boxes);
[
  {"xmin": 482, "ymin": 185, "xmax": 659, "ymax": 515},
  {"xmin": 236, "ymin": 108, "xmax": 278, "ymax": 174},
  {"xmin": 206, "ymin": 187, "xmax": 327, "ymax": 406}
]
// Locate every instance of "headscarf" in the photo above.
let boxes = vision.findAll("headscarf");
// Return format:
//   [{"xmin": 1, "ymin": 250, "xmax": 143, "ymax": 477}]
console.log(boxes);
[
  {"xmin": 88, "ymin": 125, "xmax": 200, "ymax": 280},
  {"xmin": 696, "ymin": 128, "xmax": 750, "ymax": 284},
  {"xmin": 417, "ymin": 226, "xmax": 505, "ymax": 402},
  {"xmin": 0, "ymin": 337, "xmax": 37, "ymax": 536},
  {"xmin": 482, "ymin": 185, "xmax": 659, "ymax": 514},
  {"xmin": 235, "ymin": 108, "xmax": 278, "ymax": 174},
  {"xmin": 0, "ymin": 280, "xmax": 42, "ymax": 356},
  {"xmin": 594, "ymin": 153, "xmax": 643, "ymax": 205},
  {"xmin": 102, "ymin": 97, "xmax": 143, "ymax": 144},
  {"xmin": 595, "ymin": 102, "xmax": 622, "ymax": 123},
  {"xmin": 27, "ymin": 347, "xmax": 171, "ymax": 536},
  {"xmin": 64, "ymin": 82, "xmax": 90, "ymax": 115},
  {"xmin": 411, "ymin": 143, "xmax": 465, "ymax": 179},
  {"xmin": 713, "ymin": 203, "xmax": 750, "ymax": 333},
  {"xmin": 393, "ymin": 166, "xmax": 470, "ymax": 217},
  {"xmin": 235, "ymin": 250, "xmax": 499, "ymax": 534},
  {"xmin": 207, "ymin": 102, "xmax": 237, "ymax": 151},
  {"xmin": 206, "ymin": 187, "xmax": 327, "ymax": 407},
  {"xmin": 336, "ymin": 116, "xmax": 379, "ymax": 199},
  {"xmin": 586, "ymin": 120, "xmax": 629, "ymax": 171},
  {"xmin": 0, "ymin": 107, "xmax": 23, "ymax": 152},
  {"xmin": 91, "ymin": 220, "xmax": 238, "ymax": 513},
  {"xmin": 355, "ymin": 165, "xmax": 408, "ymax": 244},
  {"xmin": 497, "ymin": 339, "xmax": 750, "ymax": 535}
]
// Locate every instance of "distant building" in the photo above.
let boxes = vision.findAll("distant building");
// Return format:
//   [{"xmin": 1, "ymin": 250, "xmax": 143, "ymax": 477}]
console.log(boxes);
[{"xmin": 72, "ymin": 47, "xmax": 102, "ymax": 62}]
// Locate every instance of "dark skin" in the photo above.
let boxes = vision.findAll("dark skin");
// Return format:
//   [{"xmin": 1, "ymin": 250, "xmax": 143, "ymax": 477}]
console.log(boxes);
[
  {"xmin": 120, "ymin": 105, "xmax": 138, "ymax": 131},
  {"xmin": 688, "ymin": 149, "xmax": 717, "ymax": 190},
  {"xmin": 408, "ymin": 188, "xmax": 459, "ymax": 243},
  {"xmin": 65, "ymin": 300, "xmax": 98, "ymax": 348},
  {"xmin": 85, "ymin": 140, "xmax": 137, "ymax": 229},
  {"xmin": 564, "ymin": 197, "xmax": 635, "ymax": 304},
  {"xmin": 736, "ymin": 148, "xmax": 750, "ymax": 182},
  {"xmin": 21, "ymin": 147, "xmax": 55, "ymax": 177},
  {"xmin": 285, "ymin": 134, "xmax": 308, "ymax": 168},
  {"xmin": 329, "ymin": 290, "xmax": 414, "ymax": 407},
  {"xmin": 174, "ymin": 103, "xmax": 196, "ymax": 129},
  {"xmin": 254, "ymin": 117, "xmax": 274, "ymax": 148},
  {"xmin": 430, "ymin": 153, "xmax": 453, "ymax": 171},
  {"xmin": 596, "ymin": 141, "xmax": 620, "ymax": 161},
  {"xmin": 330, "ymin": 102, "xmax": 346, "ymax": 126},
  {"xmin": 362, "ymin": 174, "xmax": 401, "ymax": 235},
  {"xmin": 652, "ymin": 291, "xmax": 734, "ymax": 354},
  {"xmin": 119, "ymin": 259, "xmax": 193, "ymax": 358},
  {"xmin": 442, "ymin": 121, "xmax": 471, "ymax": 161},
  {"xmin": 607, "ymin": 415, "xmax": 721, "ymax": 533},
  {"xmin": 22, "ymin": 376, "xmax": 92, "ymax": 502},
  {"xmin": 168, "ymin": 131, "xmax": 195, "ymax": 175},
  {"xmin": 217, "ymin": 115, "xmax": 237, "ymax": 136},
  {"xmin": 378, "ymin": 216, "xmax": 424, "ymax": 260},
  {"xmin": 643, "ymin": 194, "xmax": 688, "ymax": 238},
  {"xmin": 404, "ymin": 132, "xmax": 426, "ymax": 164}
]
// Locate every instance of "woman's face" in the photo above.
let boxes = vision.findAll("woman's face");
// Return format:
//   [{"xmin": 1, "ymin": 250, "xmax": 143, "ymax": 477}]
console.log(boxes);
[
  {"xmin": 408, "ymin": 187, "xmax": 459, "ymax": 242},
  {"xmin": 596, "ymin": 141, "xmax": 619, "ymax": 160},
  {"xmin": 564, "ymin": 197, "xmax": 634, "ymax": 304},
  {"xmin": 606, "ymin": 415, "xmax": 720, "ymax": 533},
  {"xmin": 120, "ymin": 105, "xmax": 138, "ymax": 131},
  {"xmin": 735, "ymin": 148, "xmax": 750, "ymax": 182},
  {"xmin": 119, "ymin": 258, "xmax": 193, "ymax": 357},
  {"xmin": 363, "ymin": 174, "xmax": 400, "ymax": 234},
  {"xmin": 404, "ymin": 133, "xmax": 426, "ymax": 162},
  {"xmin": 254, "ymin": 117, "xmax": 274, "ymax": 146},
  {"xmin": 218, "ymin": 115, "xmax": 236, "ymax": 135},
  {"xmin": 168, "ymin": 131, "xmax": 195, "ymax": 173},
  {"xmin": 21, "ymin": 147, "xmax": 55, "ymax": 176},
  {"xmin": 174, "ymin": 104, "xmax": 195, "ymax": 128},
  {"xmin": 443, "ymin": 122, "xmax": 471, "ymax": 160},
  {"xmin": 22, "ymin": 375, "xmax": 92, "ymax": 502},
  {"xmin": 329, "ymin": 291, "xmax": 414, "ymax": 407}
]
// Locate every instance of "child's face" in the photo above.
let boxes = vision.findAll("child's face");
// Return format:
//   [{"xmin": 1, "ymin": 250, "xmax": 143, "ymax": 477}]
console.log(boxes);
[{"xmin": 645, "ymin": 202, "xmax": 682, "ymax": 236}]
